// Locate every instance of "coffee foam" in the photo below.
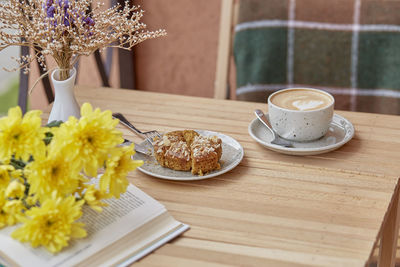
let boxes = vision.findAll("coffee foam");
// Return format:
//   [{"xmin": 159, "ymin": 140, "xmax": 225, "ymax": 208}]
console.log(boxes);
[
  {"xmin": 292, "ymin": 99, "xmax": 325, "ymax": 111},
  {"xmin": 270, "ymin": 89, "xmax": 332, "ymax": 111}
]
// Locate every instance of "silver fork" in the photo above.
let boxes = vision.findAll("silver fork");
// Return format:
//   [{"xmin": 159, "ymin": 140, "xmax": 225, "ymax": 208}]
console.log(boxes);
[
  {"xmin": 254, "ymin": 109, "xmax": 293, "ymax": 148},
  {"xmin": 112, "ymin": 113, "xmax": 162, "ymax": 145}
]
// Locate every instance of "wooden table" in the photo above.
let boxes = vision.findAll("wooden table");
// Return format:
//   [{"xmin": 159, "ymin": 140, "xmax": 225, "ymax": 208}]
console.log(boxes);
[{"xmin": 58, "ymin": 86, "xmax": 400, "ymax": 266}]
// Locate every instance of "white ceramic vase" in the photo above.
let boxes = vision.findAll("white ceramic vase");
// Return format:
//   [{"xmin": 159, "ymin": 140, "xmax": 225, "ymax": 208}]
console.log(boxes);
[{"xmin": 48, "ymin": 67, "xmax": 80, "ymax": 123}]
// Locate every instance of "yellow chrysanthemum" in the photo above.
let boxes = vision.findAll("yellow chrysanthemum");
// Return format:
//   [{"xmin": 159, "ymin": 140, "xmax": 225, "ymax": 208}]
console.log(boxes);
[
  {"xmin": 0, "ymin": 106, "xmax": 45, "ymax": 163},
  {"xmin": 0, "ymin": 191, "xmax": 8, "ymax": 228},
  {"xmin": 5, "ymin": 180, "xmax": 25, "ymax": 199},
  {"xmin": 11, "ymin": 195, "xmax": 87, "ymax": 253},
  {"xmin": 26, "ymin": 151, "xmax": 81, "ymax": 200},
  {"xmin": 0, "ymin": 165, "xmax": 14, "ymax": 190},
  {"xmin": 3, "ymin": 199, "xmax": 25, "ymax": 224},
  {"xmin": 100, "ymin": 144, "xmax": 143, "ymax": 198},
  {"xmin": 83, "ymin": 184, "xmax": 110, "ymax": 212},
  {"xmin": 50, "ymin": 103, "xmax": 123, "ymax": 177},
  {"xmin": 0, "ymin": 191, "xmax": 21, "ymax": 228}
]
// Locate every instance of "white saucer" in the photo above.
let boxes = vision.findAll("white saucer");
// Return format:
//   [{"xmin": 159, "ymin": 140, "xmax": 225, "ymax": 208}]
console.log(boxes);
[
  {"xmin": 248, "ymin": 113, "xmax": 355, "ymax": 156},
  {"xmin": 132, "ymin": 130, "xmax": 244, "ymax": 181}
]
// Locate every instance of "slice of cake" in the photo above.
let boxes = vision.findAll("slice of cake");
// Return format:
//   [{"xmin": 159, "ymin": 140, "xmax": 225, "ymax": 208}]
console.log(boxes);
[
  {"xmin": 154, "ymin": 132, "xmax": 192, "ymax": 171},
  {"xmin": 190, "ymin": 135, "xmax": 222, "ymax": 176}
]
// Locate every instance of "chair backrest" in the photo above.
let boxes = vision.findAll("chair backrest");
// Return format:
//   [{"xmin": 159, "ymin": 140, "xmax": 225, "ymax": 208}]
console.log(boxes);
[
  {"xmin": 214, "ymin": 0, "xmax": 235, "ymax": 99},
  {"xmin": 221, "ymin": 0, "xmax": 400, "ymax": 115}
]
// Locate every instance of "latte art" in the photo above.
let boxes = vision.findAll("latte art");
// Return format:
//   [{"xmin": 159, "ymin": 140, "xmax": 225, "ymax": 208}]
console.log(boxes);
[
  {"xmin": 292, "ymin": 99, "xmax": 325, "ymax": 111},
  {"xmin": 270, "ymin": 89, "xmax": 332, "ymax": 111}
]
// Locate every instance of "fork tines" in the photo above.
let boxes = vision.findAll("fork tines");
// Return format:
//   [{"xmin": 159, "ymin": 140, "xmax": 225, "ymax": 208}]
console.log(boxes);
[{"xmin": 144, "ymin": 131, "xmax": 162, "ymax": 145}]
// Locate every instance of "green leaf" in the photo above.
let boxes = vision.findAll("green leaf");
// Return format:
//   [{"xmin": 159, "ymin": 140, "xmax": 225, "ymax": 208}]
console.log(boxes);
[
  {"xmin": 46, "ymin": 120, "xmax": 63, "ymax": 128},
  {"xmin": 43, "ymin": 136, "xmax": 52, "ymax": 145},
  {"xmin": 43, "ymin": 130, "xmax": 55, "ymax": 145},
  {"xmin": 10, "ymin": 158, "xmax": 26, "ymax": 170}
]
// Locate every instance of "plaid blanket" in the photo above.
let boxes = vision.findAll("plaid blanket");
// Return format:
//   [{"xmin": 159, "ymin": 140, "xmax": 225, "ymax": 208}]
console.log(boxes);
[{"xmin": 234, "ymin": 0, "xmax": 400, "ymax": 115}]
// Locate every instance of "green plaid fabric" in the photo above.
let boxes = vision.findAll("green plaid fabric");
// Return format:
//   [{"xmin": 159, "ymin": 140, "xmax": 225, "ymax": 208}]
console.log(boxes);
[{"xmin": 234, "ymin": 0, "xmax": 400, "ymax": 114}]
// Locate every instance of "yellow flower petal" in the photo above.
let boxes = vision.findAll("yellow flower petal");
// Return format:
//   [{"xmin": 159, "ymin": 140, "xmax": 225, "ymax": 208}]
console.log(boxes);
[
  {"xmin": 71, "ymin": 223, "xmax": 87, "ymax": 238},
  {"xmin": 8, "ymin": 106, "xmax": 22, "ymax": 119},
  {"xmin": 0, "ymin": 165, "xmax": 14, "ymax": 190},
  {"xmin": 5, "ymin": 180, "xmax": 25, "ymax": 199},
  {"xmin": 83, "ymin": 184, "xmax": 109, "ymax": 212},
  {"xmin": 80, "ymin": 102, "xmax": 92, "ymax": 116}
]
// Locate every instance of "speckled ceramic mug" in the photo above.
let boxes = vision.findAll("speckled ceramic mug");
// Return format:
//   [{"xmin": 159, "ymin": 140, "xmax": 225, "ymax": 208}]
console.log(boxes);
[{"xmin": 267, "ymin": 88, "xmax": 335, "ymax": 142}]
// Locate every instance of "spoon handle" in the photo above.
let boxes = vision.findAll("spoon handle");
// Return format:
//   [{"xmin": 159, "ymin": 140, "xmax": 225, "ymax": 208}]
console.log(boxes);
[{"xmin": 254, "ymin": 109, "xmax": 276, "ymax": 139}]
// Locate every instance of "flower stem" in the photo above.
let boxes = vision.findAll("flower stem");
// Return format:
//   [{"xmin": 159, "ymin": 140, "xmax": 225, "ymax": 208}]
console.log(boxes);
[
  {"xmin": 55, "ymin": 49, "xmax": 72, "ymax": 81},
  {"xmin": 59, "ymin": 68, "xmax": 70, "ymax": 81}
]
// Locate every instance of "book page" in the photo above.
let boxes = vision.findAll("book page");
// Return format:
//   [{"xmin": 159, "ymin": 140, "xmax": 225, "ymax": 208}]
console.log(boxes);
[
  {"xmin": 80, "ymin": 212, "xmax": 188, "ymax": 267},
  {"xmin": 0, "ymin": 184, "xmax": 167, "ymax": 267}
]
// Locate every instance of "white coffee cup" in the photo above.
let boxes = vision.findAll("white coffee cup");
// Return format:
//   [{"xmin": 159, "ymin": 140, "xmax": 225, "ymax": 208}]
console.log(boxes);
[{"xmin": 267, "ymin": 88, "xmax": 334, "ymax": 142}]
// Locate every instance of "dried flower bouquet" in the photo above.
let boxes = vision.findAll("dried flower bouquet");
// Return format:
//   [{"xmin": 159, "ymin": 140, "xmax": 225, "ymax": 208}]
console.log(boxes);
[{"xmin": 0, "ymin": 0, "xmax": 166, "ymax": 81}]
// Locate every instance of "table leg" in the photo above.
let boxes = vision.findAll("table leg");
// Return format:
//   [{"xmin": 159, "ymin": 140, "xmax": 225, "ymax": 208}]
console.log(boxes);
[{"xmin": 378, "ymin": 187, "xmax": 400, "ymax": 267}]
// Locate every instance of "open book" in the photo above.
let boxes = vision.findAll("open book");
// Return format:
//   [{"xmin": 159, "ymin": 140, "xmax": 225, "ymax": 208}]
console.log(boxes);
[{"xmin": 0, "ymin": 184, "xmax": 189, "ymax": 267}]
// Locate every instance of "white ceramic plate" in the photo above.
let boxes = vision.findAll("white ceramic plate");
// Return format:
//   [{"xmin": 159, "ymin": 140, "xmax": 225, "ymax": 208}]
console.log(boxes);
[
  {"xmin": 248, "ymin": 113, "xmax": 355, "ymax": 156},
  {"xmin": 132, "ymin": 130, "xmax": 244, "ymax": 181}
]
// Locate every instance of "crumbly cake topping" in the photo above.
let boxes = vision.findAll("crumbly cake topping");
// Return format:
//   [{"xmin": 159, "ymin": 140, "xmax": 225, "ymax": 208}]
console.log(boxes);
[
  {"xmin": 162, "ymin": 135, "xmax": 171, "ymax": 146},
  {"xmin": 210, "ymin": 136, "xmax": 219, "ymax": 143},
  {"xmin": 192, "ymin": 146, "xmax": 217, "ymax": 159},
  {"xmin": 155, "ymin": 135, "xmax": 173, "ymax": 147},
  {"xmin": 191, "ymin": 135, "xmax": 220, "ymax": 158},
  {"xmin": 192, "ymin": 135, "xmax": 220, "ymax": 144},
  {"xmin": 165, "ymin": 141, "xmax": 190, "ymax": 161}
]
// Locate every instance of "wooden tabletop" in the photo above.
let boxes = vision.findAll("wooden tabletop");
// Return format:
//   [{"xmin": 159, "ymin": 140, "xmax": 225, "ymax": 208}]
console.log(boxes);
[{"xmin": 60, "ymin": 86, "xmax": 400, "ymax": 266}]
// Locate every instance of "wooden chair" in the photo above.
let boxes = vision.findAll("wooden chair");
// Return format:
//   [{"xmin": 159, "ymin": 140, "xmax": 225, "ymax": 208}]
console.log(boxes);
[{"xmin": 214, "ymin": 0, "xmax": 236, "ymax": 100}]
